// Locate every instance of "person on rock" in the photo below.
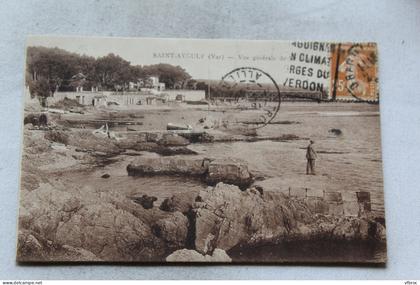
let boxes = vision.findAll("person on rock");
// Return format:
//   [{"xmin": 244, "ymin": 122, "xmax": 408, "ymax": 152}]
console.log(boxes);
[{"xmin": 306, "ymin": 139, "xmax": 318, "ymax": 175}]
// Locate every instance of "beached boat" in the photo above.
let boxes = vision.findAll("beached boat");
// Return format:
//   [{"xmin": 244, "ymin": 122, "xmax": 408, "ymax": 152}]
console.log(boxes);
[{"xmin": 166, "ymin": 123, "xmax": 193, "ymax": 131}]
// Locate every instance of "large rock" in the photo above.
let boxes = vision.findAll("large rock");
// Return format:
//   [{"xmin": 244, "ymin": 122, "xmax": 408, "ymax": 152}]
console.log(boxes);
[
  {"xmin": 205, "ymin": 158, "xmax": 253, "ymax": 188},
  {"xmin": 67, "ymin": 130, "xmax": 120, "ymax": 153},
  {"xmin": 179, "ymin": 132, "xmax": 214, "ymax": 143},
  {"xmin": 54, "ymin": 202, "xmax": 165, "ymax": 262},
  {"xmin": 193, "ymin": 183, "xmax": 292, "ymax": 254},
  {"xmin": 131, "ymin": 194, "xmax": 158, "ymax": 209},
  {"xmin": 166, "ymin": 248, "xmax": 232, "ymax": 262},
  {"xmin": 158, "ymin": 133, "xmax": 190, "ymax": 146},
  {"xmin": 117, "ymin": 140, "xmax": 160, "ymax": 152},
  {"xmin": 17, "ymin": 181, "xmax": 177, "ymax": 262},
  {"xmin": 160, "ymin": 191, "xmax": 198, "ymax": 213},
  {"xmin": 155, "ymin": 147, "xmax": 198, "ymax": 156},
  {"xmin": 17, "ymin": 232, "xmax": 45, "ymax": 262},
  {"xmin": 118, "ymin": 137, "xmax": 196, "ymax": 156},
  {"xmin": 192, "ymin": 183, "xmax": 386, "ymax": 255},
  {"xmin": 152, "ymin": 211, "xmax": 189, "ymax": 251},
  {"xmin": 18, "ymin": 183, "xmax": 82, "ymax": 242},
  {"xmin": 127, "ymin": 157, "xmax": 208, "ymax": 177}
]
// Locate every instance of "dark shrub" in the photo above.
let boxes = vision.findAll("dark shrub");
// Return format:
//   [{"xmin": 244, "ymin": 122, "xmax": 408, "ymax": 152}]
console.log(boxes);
[{"xmin": 44, "ymin": 131, "xmax": 69, "ymax": 145}]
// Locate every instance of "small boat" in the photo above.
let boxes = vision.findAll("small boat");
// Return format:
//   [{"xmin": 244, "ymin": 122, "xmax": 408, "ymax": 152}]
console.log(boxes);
[{"xmin": 167, "ymin": 123, "xmax": 193, "ymax": 131}]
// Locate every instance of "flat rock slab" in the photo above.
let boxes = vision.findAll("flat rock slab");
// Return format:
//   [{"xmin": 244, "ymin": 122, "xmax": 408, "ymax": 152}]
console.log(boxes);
[
  {"xmin": 127, "ymin": 157, "xmax": 207, "ymax": 176},
  {"xmin": 127, "ymin": 157, "xmax": 253, "ymax": 188}
]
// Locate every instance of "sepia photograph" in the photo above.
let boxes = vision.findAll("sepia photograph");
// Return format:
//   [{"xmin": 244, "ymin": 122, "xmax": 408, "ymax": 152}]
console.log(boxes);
[{"xmin": 17, "ymin": 36, "xmax": 386, "ymax": 264}]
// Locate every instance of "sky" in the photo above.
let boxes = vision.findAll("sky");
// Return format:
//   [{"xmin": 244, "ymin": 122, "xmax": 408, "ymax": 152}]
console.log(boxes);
[{"xmin": 27, "ymin": 36, "xmax": 331, "ymax": 88}]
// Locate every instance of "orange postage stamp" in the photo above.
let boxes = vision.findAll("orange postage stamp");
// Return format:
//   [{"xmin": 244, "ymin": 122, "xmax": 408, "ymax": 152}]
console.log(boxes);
[{"xmin": 330, "ymin": 43, "xmax": 379, "ymax": 102}]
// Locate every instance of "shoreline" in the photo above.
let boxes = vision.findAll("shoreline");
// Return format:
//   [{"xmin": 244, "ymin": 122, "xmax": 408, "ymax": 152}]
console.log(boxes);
[{"xmin": 18, "ymin": 100, "xmax": 385, "ymax": 263}]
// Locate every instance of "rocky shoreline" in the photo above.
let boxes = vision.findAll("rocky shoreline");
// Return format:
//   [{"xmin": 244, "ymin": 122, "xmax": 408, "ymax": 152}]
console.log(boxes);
[
  {"xmin": 17, "ymin": 176, "xmax": 386, "ymax": 263},
  {"xmin": 18, "ymin": 106, "xmax": 386, "ymax": 263}
]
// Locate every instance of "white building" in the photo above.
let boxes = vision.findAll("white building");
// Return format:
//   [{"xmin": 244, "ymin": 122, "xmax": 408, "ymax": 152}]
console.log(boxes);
[
  {"xmin": 129, "ymin": 76, "xmax": 165, "ymax": 92},
  {"xmin": 45, "ymin": 74, "xmax": 205, "ymax": 107},
  {"xmin": 48, "ymin": 88, "xmax": 206, "ymax": 107},
  {"xmin": 163, "ymin": 90, "xmax": 206, "ymax": 101}
]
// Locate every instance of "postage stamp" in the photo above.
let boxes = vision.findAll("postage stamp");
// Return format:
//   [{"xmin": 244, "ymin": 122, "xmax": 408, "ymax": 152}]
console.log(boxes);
[
  {"xmin": 330, "ymin": 43, "xmax": 379, "ymax": 102},
  {"xmin": 18, "ymin": 36, "xmax": 385, "ymax": 264}
]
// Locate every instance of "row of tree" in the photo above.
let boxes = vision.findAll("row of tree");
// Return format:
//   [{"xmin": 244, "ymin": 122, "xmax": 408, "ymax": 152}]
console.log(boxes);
[
  {"xmin": 25, "ymin": 46, "xmax": 291, "ymax": 102},
  {"xmin": 26, "ymin": 46, "xmax": 193, "ymax": 98}
]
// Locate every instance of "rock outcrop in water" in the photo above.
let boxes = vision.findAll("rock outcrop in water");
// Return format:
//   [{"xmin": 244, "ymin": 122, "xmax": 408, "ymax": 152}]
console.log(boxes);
[
  {"xmin": 46, "ymin": 130, "xmax": 197, "ymax": 157},
  {"xmin": 157, "ymin": 133, "xmax": 190, "ymax": 146},
  {"xmin": 117, "ymin": 137, "xmax": 196, "ymax": 157},
  {"xmin": 127, "ymin": 157, "xmax": 208, "ymax": 176},
  {"xmin": 127, "ymin": 157, "xmax": 253, "ymax": 188}
]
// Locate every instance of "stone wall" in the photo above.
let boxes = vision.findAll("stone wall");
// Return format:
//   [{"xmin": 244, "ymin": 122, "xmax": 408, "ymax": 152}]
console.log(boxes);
[
  {"xmin": 46, "ymin": 89, "xmax": 206, "ymax": 106},
  {"xmin": 164, "ymin": 90, "xmax": 206, "ymax": 101}
]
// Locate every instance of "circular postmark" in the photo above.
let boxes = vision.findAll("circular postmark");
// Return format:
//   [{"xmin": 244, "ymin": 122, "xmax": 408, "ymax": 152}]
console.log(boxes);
[
  {"xmin": 339, "ymin": 44, "xmax": 379, "ymax": 103},
  {"xmin": 214, "ymin": 67, "xmax": 281, "ymax": 129}
]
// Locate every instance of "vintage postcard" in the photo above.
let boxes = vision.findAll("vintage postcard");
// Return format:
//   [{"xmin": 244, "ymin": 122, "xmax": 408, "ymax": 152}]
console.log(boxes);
[{"xmin": 18, "ymin": 36, "xmax": 385, "ymax": 263}]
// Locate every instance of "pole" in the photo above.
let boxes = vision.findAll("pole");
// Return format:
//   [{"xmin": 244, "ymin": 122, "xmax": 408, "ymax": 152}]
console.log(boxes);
[
  {"xmin": 332, "ymin": 43, "xmax": 342, "ymax": 101},
  {"xmin": 208, "ymin": 82, "xmax": 211, "ymax": 101}
]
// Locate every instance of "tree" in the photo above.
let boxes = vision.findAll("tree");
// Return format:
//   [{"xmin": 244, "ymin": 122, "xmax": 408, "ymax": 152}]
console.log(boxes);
[
  {"xmin": 130, "ymin": 65, "xmax": 146, "ymax": 80},
  {"xmin": 95, "ymin": 53, "xmax": 134, "ymax": 91},
  {"xmin": 26, "ymin": 46, "xmax": 80, "ymax": 94},
  {"xmin": 26, "ymin": 46, "xmax": 194, "ymax": 95},
  {"xmin": 143, "ymin": 64, "xmax": 191, "ymax": 89},
  {"xmin": 75, "ymin": 55, "xmax": 97, "ymax": 89},
  {"xmin": 28, "ymin": 78, "xmax": 51, "ymax": 106},
  {"xmin": 196, "ymin": 81, "xmax": 208, "ymax": 91},
  {"xmin": 186, "ymin": 79, "xmax": 197, "ymax": 90},
  {"xmin": 196, "ymin": 81, "xmax": 210, "ymax": 99}
]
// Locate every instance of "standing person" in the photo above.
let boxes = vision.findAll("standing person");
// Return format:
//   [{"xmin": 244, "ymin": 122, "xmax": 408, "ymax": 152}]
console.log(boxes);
[
  {"xmin": 306, "ymin": 140, "xmax": 318, "ymax": 175},
  {"xmin": 105, "ymin": 123, "xmax": 111, "ymax": 138}
]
